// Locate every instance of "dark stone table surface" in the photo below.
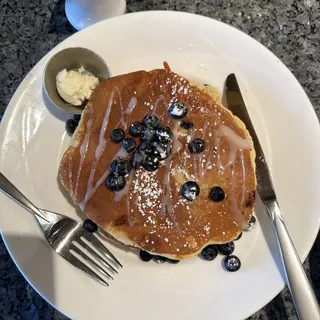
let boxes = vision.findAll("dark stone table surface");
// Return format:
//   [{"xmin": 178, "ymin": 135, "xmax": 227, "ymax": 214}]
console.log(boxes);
[{"xmin": 0, "ymin": 0, "xmax": 319, "ymax": 319}]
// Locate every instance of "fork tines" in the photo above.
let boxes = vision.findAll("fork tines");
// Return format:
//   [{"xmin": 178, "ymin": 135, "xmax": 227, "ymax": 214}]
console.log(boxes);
[{"xmin": 69, "ymin": 230, "xmax": 122, "ymax": 286}]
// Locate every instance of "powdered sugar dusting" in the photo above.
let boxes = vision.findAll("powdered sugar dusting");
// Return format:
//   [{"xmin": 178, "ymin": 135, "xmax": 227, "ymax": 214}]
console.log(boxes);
[{"xmin": 131, "ymin": 169, "xmax": 163, "ymax": 221}]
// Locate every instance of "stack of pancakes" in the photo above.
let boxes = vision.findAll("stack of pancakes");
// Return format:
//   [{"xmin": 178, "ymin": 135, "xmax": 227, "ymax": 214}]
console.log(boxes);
[{"xmin": 59, "ymin": 65, "xmax": 256, "ymax": 259}]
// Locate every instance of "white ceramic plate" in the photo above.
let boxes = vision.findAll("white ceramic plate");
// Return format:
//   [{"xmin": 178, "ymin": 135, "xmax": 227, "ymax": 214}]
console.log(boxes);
[{"xmin": 1, "ymin": 11, "xmax": 320, "ymax": 320}]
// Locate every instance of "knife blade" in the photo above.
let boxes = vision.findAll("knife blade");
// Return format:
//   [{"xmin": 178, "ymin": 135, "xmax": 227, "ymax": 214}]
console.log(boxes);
[
  {"xmin": 225, "ymin": 73, "xmax": 275, "ymax": 202},
  {"xmin": 225, "ymin": 73, "xmax": 320, "ymax": 320}
]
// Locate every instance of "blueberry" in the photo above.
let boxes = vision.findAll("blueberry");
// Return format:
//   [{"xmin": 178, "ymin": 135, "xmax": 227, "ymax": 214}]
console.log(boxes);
[
  {"xmin": 143, "ymin": 155, "xmax": 160, "ymax": 172},
  {"xmin": 210, "ymin": 186, "xmax": 225, "ymax": 202},
  {"xmin": 180, "ymin": 120, "xmax": 193, "ymax": 130},
  {"xmin": 245, "ymin": 216, "xmax": 257, "ymax": 231},
  {"xmin": 217, "ymin": 242, "xmax": 235, "ymax": 255},
  {"xmin": 129, "ymin": 121, "xmax": 144, "ymax": 137},
  {"xmin": 153, "ymin": 255, "xmax": 167, "ymax": 263},
  {"xmin": 138, "ymin": 141, "xmax": 153, "ymax": 154},
  {"xmin": 189, "ymin": 138, "xmax": 205, "ymax": 154},
  {"xmin": 168, "ymin": 102, "xmax": 188, "ymax": 119},
  {"xmin": 140, "ymin": 128, "xmax": 156, "ymax": 142},
  {"xmin": 182, "ymin": 181, "xmax": 200, "ymax": 201},
  {"xmin": 66, "ymin": 119, "xmax": 78, "ymax": 135},
  {"xmin": 143, "ymin": 114, "xmax": 160, "ymax": 129},
  {"xmin": 83, "ymin": 219, "xmax": 98, "ymax": 233},
  {"xmin": 106, "ymin": 173, "xmax": 126, "ymax": 192},
  {"xmin": 157, "ymin": 141, "xmax": 171, "ymax": 149},
  {"xmin": 121, "ymin": 137, "xmax": 136, "ymax": 152},
  {"xmin": 155, "ymin": 126, "xmax": 173, "ymax": 142},
  {"xmin": 235, "ymin": 232, "xmax": 242, "ymax": 241},
  {"xmin": 200, "ymin": 245, "xmax": 218, "ymax": 261},
  {"xmin": 130, "ymin": 151, "xmax": 145, "ymax": 169},
  {"xmin": 111, "ymin": 128, "xmax": 125, "ymax": 143},
  {"xmin": 152, "ymin": 142, "xmax": 171, "ymax": 161},
  {"xmin": 110, "ymin": 159, "xmax": 132, "ymax": 176},
  {"xmin": 152, "ymin": 148, "xmax": 161, "ymax": 158},
  {"xmin": 139, "ymin": 250, "xmax": 153, "ymax": 262},
  {"xmin": 224, "ymin": 255, "xmax": 241, "ymax": 272},
  {"xmin": 73, "ymin": 114, "xmax": 81, "ymax": 122},
  {"xmin": 167, "ymin": 259, "xmax": 180, "ymax": 264},
  {"xmin": 157, "ymin": 149, "xmax": 171, "ymax": 161}
]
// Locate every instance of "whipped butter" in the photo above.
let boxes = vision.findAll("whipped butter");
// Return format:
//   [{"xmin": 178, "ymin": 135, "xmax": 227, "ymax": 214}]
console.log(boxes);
[{"xmin": 56, "ymin": 67, "xmax": 99, "ymax": 106}]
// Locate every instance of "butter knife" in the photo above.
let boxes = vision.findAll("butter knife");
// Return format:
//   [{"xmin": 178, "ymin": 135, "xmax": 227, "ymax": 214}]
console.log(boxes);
[{"xmin": 225, "ymin": 73, "xmax": 320, "ymax": 320}]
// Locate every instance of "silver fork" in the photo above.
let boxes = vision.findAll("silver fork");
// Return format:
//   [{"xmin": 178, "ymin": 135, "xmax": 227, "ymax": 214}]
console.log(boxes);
[{"xmin": 0, "ymin": 172, "xmax": 122, "ymax": 286}]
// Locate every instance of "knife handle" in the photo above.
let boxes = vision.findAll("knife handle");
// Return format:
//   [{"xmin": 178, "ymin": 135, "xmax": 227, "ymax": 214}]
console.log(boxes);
[{"xmin": 265, "ymin": 199, "xmax": 320, "ymax": 320}]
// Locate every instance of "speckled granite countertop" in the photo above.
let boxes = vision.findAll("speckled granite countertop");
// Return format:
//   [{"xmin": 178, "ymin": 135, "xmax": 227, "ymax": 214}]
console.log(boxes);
[{"xmin": 0, "ymin": 0, "xmax": 320, "ymax": 319}]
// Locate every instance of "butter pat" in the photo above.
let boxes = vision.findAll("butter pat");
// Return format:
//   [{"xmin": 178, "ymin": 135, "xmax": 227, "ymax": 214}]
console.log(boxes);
[{"xmin": 56, "ymin": 67, "xmax": 99, "ymax": 106}]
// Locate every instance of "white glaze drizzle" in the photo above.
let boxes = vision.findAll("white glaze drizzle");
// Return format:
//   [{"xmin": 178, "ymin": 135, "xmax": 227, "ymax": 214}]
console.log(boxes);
[
  {"xmin": 115, "ymin": 170, "xmax": 134, "ymax": 203},
  {"xmin": 161, "ymin": 159, "xmax": 183, "ymax": 234},
  {"xmin": 196, "ymin": 120, "xmax": 209, "ymax": 180},
  {"xmin": 159, "ymin": 119, "xmax": 185, "ymax": 233},
  {"xmin": 161, "ymin": 158, "xmax": 174, "ymax": 216},
  {"xmin": 240, "ymin": 151, "xmax": 246, "ymax": 209},
  {"xmin": 118, "ymin": 96, "xmax": 137, "ymax": 128},
  {"xmin": 188, "ymin": 120, "xmax": 251, "ymax": 227},
  {"xmin": 220, "ymin": 125, "xmax": 251, "ymax": 168},
  {"xmin": 229, "ymin": 165, "xmax": 246, "ymax": 227},
  {"xmin": 171, "ymin": 120, "xmax": 183, "ymax": 154},
  {"xmin": 229, "ymin": 163, "xmax": 247, "ymax": 227},
  {"xmin": 127, "ymin": 96, "xmax": 138, "ymax": 114},
  {"xmin": 113, "ymin": 148, "xmax": 128, "ymax": 159},
  {"xmin": 163, "ymin": 119, "xmax": 182, "ymax": 212},
  {"xmin": 68, "ymin": 154, "xmax": 73, "ymax": 198},
  {"xmin": 152, "ymin": 94, "xmax": 167, "ymax": 115},
  {"xmin": 192, "ymin": 154, "xmax": 202, "ymax": 180},
  {"xmin": 210, "ymin": 124, "xmax": 251, "ymax": 227},
  {"xmin": 211, "ymin": 124, "xmax": 251, "ymax": 173},
  {"xmin": 115, "ymin": 170, "xmax": 135, "ymax": 226},
  {"xmin": 78, "ymin": 86, "xmax": 135, "ymax": 210},
  {"xmin": 74, "ymin": 111, "xmax": 93, "ymax": 195},
  {"xmin": 80, "ymin": 148, "xmax": 128, "ymax": 210},
  {"xmin": 88, "ymin": 88, "xmax": 119, "ymax": 195}
]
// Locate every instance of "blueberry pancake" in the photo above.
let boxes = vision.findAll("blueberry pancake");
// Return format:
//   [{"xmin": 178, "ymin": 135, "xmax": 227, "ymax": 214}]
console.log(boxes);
[{"xmin": 59, "ymin": 65, "xmax": 256, "ymax": 259}]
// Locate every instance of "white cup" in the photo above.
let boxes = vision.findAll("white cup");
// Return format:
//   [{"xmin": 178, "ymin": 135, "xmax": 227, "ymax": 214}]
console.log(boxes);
[{"xmin": 65, "ymin": 0, "xmax": 126, "ymax": 31}]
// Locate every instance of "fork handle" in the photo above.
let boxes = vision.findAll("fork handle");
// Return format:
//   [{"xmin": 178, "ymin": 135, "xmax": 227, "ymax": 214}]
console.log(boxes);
[
  {"xmin": 0, "ymin": 172, "xmax": 48, "ymax": 221},
  {"xmin": 265, "ymin": 198, "xmax": 320, "ymax": 320}
]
